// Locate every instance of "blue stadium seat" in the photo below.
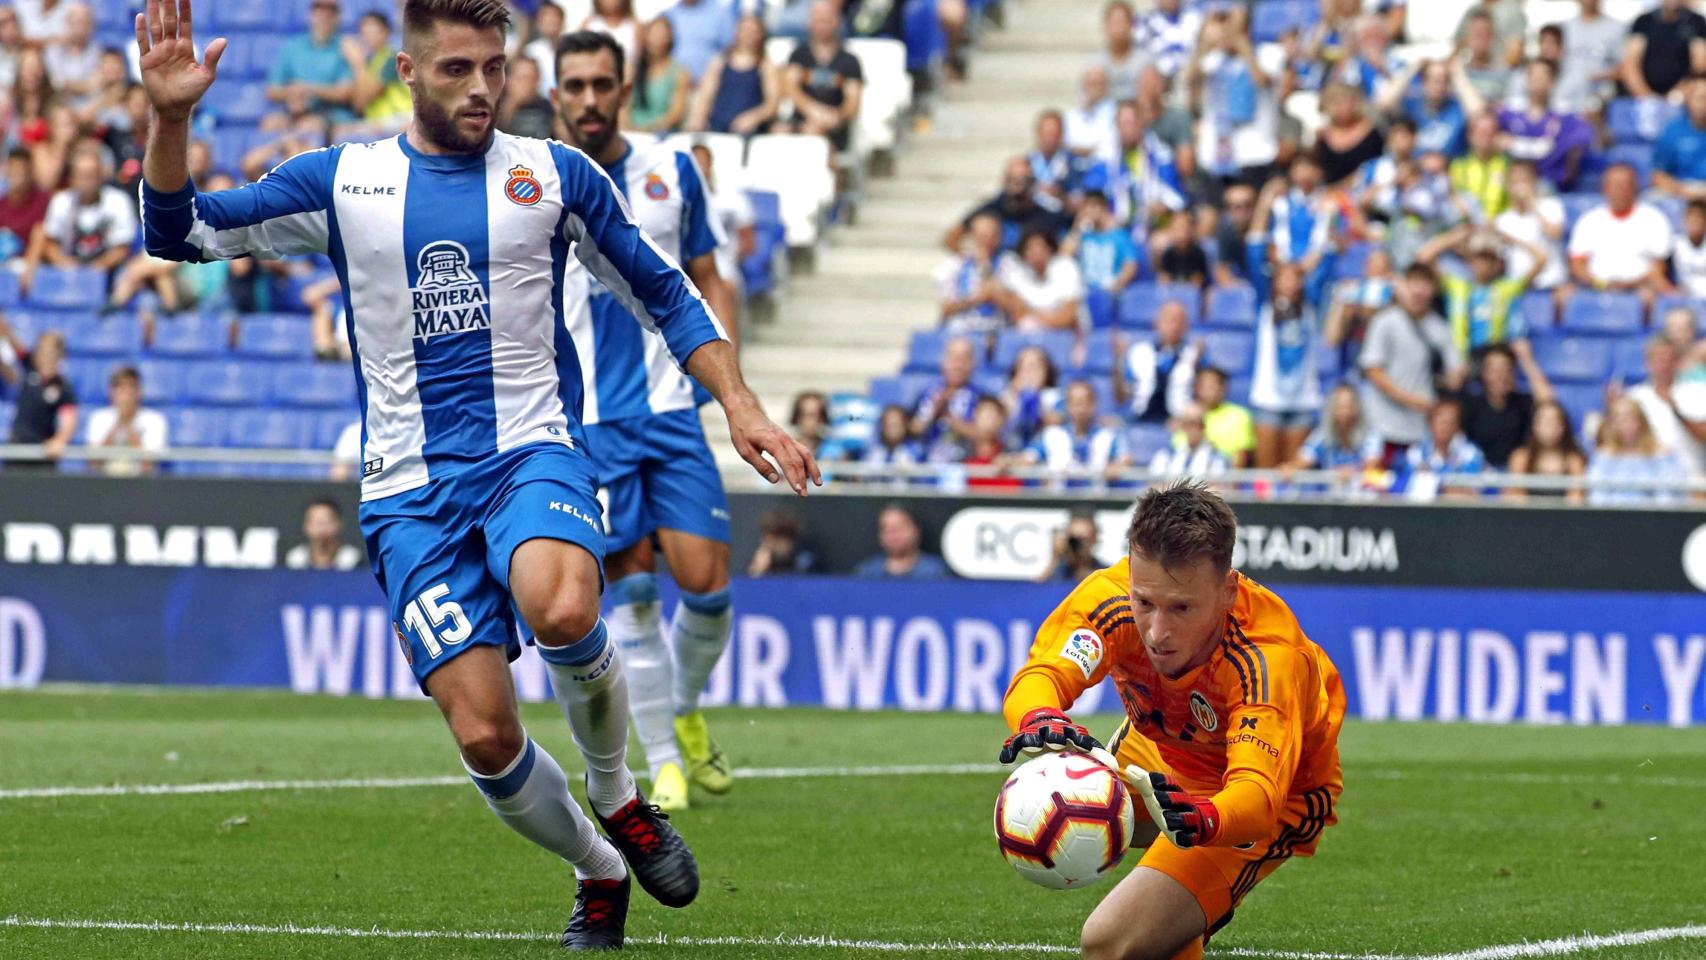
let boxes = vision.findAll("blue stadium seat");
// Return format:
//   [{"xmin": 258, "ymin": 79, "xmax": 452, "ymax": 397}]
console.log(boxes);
[
  {"xmin": 1227, "ymin": 375, "xmax": 1252, "ymax": 405},
  {"xmin": 1085, "ymin": 287, "xmax": 1116, "ymax": 330},
  {"xmin": 1561, "ymin": 291, "xmax": 1643, "ymax": 336},
  {"xmin": 971, "ymin": 369, "xmax": 1006, "ymax": 398},
  {"xmin": 0, "ymin": 270, "xmax": 19, "ymax": 307},
  {"xmin": 1611, "ymin": 336, "xmax": 1651, "ymax": 383},
  {"xmin": 867, "ymin": 376, "xmax": 907, "ymax": 410},
  {"xmin": 316, "ymin": 411, "xmax": 358, "ymax": 449},
  {"xmin": 1201, "ymin": 331, "xmax": 1255, "ymax": 375},
  {"xmin": 992, "ymin": 329, "xmax": 1074, "ymax": 373},
  {"xmin": 1204, "ymin": 283, "xmax": 1257, "ymax": 330},
  {"xmin": 150, "ymin": 312, "xmax": 230, "ymax": 357},
  {"xmin": 1316, "ymin": 344, "xmax": 1342, "ymax": 378},
  {"xmin": 1332, "ymin": 243, "xmax": 1376, "ymax": 282},
  {"xmin": 905, "ymin": 330, "xmax": 952, "ymax": 374},
  {"xmin": 1533, "ymin": 337, "xmax": 1613, "ymax": 384},
  {"xmin": 203, "ymin": 81, "xmax": 272, "ymax": 124},
  {"xmin": 1120, "ymin": 422, "xmax": 1172, "ymax": 462},
  {"xmin": 166, "ymin": 406, "xmax": 229, "ymax": 447},
  {"xmin": 903, "ymin": 0, "xmax": 946, "ymax": 73},
  {"xmin": 270, "ymin": 361, "xmax": 358, "ymax": 408},
  {"xmin": 1251, "ymin": 0, "xmax": 1319, "ymax": 43},
  {"xmin": 0, "ymin": 401, "xmax": 13, "ymax": 438},
  {"xmin": 62, "ymin": 358, "xmax": 119, "ymax": 400},
  {"xmin": 133, "ymin": 358, "xmax": 188, "ymax": 405},
  {"xmin": 90, "ymin": 0, "xmax": 137, "ymax": 30},
  {"xmin": 1519, "ymin": 291, "xmax": 1556, "ymax": 336},
  {"xmin": 64, "ymin": 313, "xmax": 145, "ymax": 357},
  {"xmin": 1117, "ymin": 282, "xmax": 1200, "ymax": 330},
  {"xmin": 235, "ymin": 314, "xmax": 313, "ymax": 359},
  {"xmin": 185, "ymin": 360, "xmax": 269, "ymax": 406},
  {"xmin": 3, "ymin": 309, "xmax": 49, "ymax": 344},
  {"xmin": 1605, "ymin": 98, "xmax": 1678, "ymax": 145},
  {"xmin": 1651, "ymin": 193, "xmax": 1686, "ymax": 230},
  {"xmin": 207, "ymin": 0, "xmax": 280, "ymax": 29},
  {"xmin": 26, "ymin": 266, "xmax": 106, "ymax": 310},
  {"xmin": 1560, "ymin": 193, "xmax": 1600, "ymax": 232},
  {"xmin": 1552, "ymin": 383, "xmax": 1603, "ymax": 430},
  {"xmin": 1605, "ymin": 143, "xmax": 1654, "ymax": 188},
  {"xmin": 1652, "ymin": 293, "xmax": 1706, "ymax": 331},
  {"xmin": 227, "ymin": 407, "xmax": 312, "ymax": 448}
]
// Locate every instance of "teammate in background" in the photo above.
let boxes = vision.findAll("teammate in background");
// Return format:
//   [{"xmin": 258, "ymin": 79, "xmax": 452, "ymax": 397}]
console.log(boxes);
[
  {"xmin": 1000, "ymin": 482, "xmax": 1344, "ymax": 960},
  {"xmin": 134, "ymin": 0, "xmax": 817, "ymax": 948},
  {"xmin": 554, "ymin": 30, "xmax": 742, "ymax": 813}
]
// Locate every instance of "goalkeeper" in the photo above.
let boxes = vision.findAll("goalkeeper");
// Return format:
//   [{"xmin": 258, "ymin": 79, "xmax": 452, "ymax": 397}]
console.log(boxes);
[{"xmin": 1000, "ymin": 481, "xmax": 1346, "ymax": 960}]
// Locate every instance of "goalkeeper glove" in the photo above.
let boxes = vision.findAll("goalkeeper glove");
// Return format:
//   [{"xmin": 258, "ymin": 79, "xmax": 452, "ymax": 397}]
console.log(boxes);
[
  {"xmin": 1125, "ymin": 766, "xmax": 1222, "ymax": 848},
  {"xmin": 999, "ymin": 708, "xmax": 1102, "ymax": 764}
]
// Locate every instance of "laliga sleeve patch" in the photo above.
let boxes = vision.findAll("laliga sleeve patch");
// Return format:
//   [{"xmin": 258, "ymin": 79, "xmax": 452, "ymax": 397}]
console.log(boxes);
[{"xmin": 1058, "ymin": 629, "xmax": 1105, "ymax": 680}]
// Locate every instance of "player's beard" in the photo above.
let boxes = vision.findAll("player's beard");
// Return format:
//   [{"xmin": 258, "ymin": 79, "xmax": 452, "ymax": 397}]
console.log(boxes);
[
  {"xmin": 415, "ymin": 93, "xmax": 493, "ymax": 155},
  {"xmin": 563, "ymin": 108, "xmax": 617, "ymax": 157}
]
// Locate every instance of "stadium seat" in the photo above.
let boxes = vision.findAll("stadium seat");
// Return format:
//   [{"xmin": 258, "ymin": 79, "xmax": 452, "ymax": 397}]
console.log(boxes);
[
  {"xmin": 1605, "ymin": 98, "xmax": 1678, "ymax": 145},
  {"xmin": 270, "ymin": 361, "xmax": 359, "ymax": 408},
  {"xmin": 1316, "ymin": 342, "xmax": 1342, "ymax": 378},
  {"xmin": 166, "ymin": 406, "xmax": 230, "ymax": 447},
  {"xmin": 1204, "ymin": 284, "xmax": 1257, "ymax": 330},
  {"xmin": 202, "ymin": 81, "xmax": 272, "ymax": 124},
  {"xmin": 1228, "ymin": 374, "xmax": 1252, "ymax": 405},
  {"xmin": 1561, "ymin": 291, "xmax": 1643, "ymax": 336},
  {"xmin": 235, "ymin": 314, "xmax": 314, "ymax": 359},
  {"xmin": 1559, "ymin": 193, "xmax": 1600, "ymax": 232},
  {"xmin": 1532, "ymin": 337, "xmax": 1613, "ymax": 384},
  {"xmin": 1552, "ymin": 383, "xmax": 1603, "ymax": 430},
  {"xmin": 971, "ymin": 369, "xmax": 1006, "ymax": 399},
  {"xmin": 64, "ymin": 313, "xmax": 145, "ymax": 357},
  {"xmin": 867, "ymin": 376, "xmax": 907, "ymax": 411},
  {"xmin": 847, "ymin": 38, "xmax": 912, "ymax": 154},
  {"xmin": 62, "ymin": 357, "xmax": 119, "ymax": 400},
  {"xmin": 133, "ymin": 358, "xmax": 188, "ymax": 405},
  {"xmin": 1116, "ymin": 282, "xmax": 1200, "ymax": 330},
  {"xmin": 1202, "ymin": 331, "xmax": 1255, "ymax": 375},
  {"xmin": 2, "ymin": 309, "xmax": 50, "ymax": 345},
  {"xmin": 150, "ymin": 312, "xmax": 230, "ymax": 357},
  {"xmin": 903, "ymin": 0, "xmax": 946, "ymax": 74},
  {"xmin": 1251, "ymin": 0, "xmax": 1319, "ymax": 43},
  {"xmin": 185, "ymin": 360, "xmax": 269, "ymax": 406},
  {"xmin": 1652, "ymin": 293, "xmax": 1706, "ymax": 330},
  {"xmin": 90, "ymin": 0, "xmax": 135, "ymax": 31},
  {"xmin": 0, "ymin": 401, "xmax": 13, "ymax": 439},
  {"xmin": 316, "ymin": 411, "xmax": 358, "ymax": 449},
  {"xmin": 1519, "ymin": 291, "xmax": 1556, "ymax": 335},
  {"xmin": 744, "ymin": 135, "xmax": 835, "ymax": 247},
  {"xmin": 1605, "ymin": 143, "xmax": 1654, "ymax": 188},
  {"xmin": 1611, "ymin": 336, "xmax": 1651, "ymax": 383},
  {"xmin": 0, "ymin": 270, "xmax": 19, "ymax": 307},
  {"xmin": 26, "ymin": 266, "xmax": 106, "ymax": 310},
  {"xmin": 904, "ymin": 330, "xmax": 951, "ymax": 374},
  {"xmin": 992, "ymin": 329, "xmax": 1075, "ymax": 374},
  {"xmin": 1120, "ymin": 422, "xmax": 1172, "ymax": 462},
  {"xmin": 1085, "ymin": 287, "xmax": 1116, "ymax": 330},
  {"xmin": 226, "ymin": 407, "xmax": 313, "ymax": 448}
]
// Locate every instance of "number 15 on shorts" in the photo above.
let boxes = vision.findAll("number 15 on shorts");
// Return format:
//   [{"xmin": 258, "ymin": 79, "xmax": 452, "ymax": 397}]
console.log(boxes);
[{"xmin": 401, "ymin": 583, "xmax": 473, "ymax": 659}]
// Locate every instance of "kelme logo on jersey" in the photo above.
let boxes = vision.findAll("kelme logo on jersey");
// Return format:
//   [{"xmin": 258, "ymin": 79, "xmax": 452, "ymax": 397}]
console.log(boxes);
[
  {"xmin": 410, "ymin": 240, "xmax": 491, "ymax": 341},
  {"xmin": 1189, "ymin": 691, "xmax": 1218, "ymax": 732},
  {"xmin": 505, "ymin": 165, "xmax": 543, "ymax": 205},
  {"xmin": 1059, "ymin": 629, "xmax": 1104, "ymax": 680},
  {"xmin": 644, "ymin": 173, "xmax": 670, "ymax": 200}
]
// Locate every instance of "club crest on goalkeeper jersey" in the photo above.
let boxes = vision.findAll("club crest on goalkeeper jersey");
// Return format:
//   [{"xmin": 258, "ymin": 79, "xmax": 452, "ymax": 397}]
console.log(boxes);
[
  {"xmin": 139, "ymin": 131, "xmax": 727, "ymax": 502},
  {"xmin": 566, "ymin": 137, "xmax": 727, "ymax": 425}
]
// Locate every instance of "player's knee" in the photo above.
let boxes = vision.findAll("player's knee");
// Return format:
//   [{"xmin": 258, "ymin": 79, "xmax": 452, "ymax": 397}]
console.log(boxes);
[
  {"xmin": 673, "ymin": 562, "xmax": 730, "ymax": 596},
  {"xmin": 454, "ymin": 718, "xmax": 526, "ymax": 776},
  {"xmin": 528, "ymin": 594, "xmax": 601, "ymax": 648}
]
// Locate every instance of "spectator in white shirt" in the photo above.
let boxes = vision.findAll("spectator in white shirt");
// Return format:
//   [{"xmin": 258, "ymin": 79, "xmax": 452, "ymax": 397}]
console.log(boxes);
[
  {"xmin": 1492, "ymin": 161, "xmax": 1566, "ymax": 293},
  {"xmin": 1064, "ymin": 66, "xmax": 1117, "ymax": 164},
  {"xmin": 994, "ymin": 228, "xmax": 1085, "ymax": 332},
  {"xmin": 1098, "ymin": 1, "xmax": 1149, "ymax": 101},
  {"xmin": 1115, "ymin": 300, "xmax": 1202, "ymax": 423},
  {"xmin": 1625, "ymin": 336, "xmax": 1706, "ymax": 477},
  {"xmin": 1147, "ymin": 402, "xmax": 1228, "ymax": 480},
  {"xmin": 1555, "ymin": 0, "xmax": 1625, "ymax": 113},
  {"xmin": 43, "ymin": 3, "xmax": 99, "ymax": 102},
  {"xmin": 25, "ymin": 145, "xmax": 137, "ymax": 283},
  {"xmin": 331, "ymin": 419, "xmax": 362, "ymax": 481},
  {"xmin": 1025, "ymin": 380, "xmax": 1120, "ymax": 480},
  {"xmin": 284, "ymin": 498, "xmax": 365, "ymax": 571},
  {"xmin": 15, "ymin": 0, "xmax": 73, "ymax": 46},
  {"xmin": 1567, "ymin": 163, "xmax": 1676, "ymax": 310},
  {"xmin": 83, "ymin": 365, "xmax": 167, "ymax": 477},
  {"xmin": 1673, "ymin": 199, "xmax": 1706, "ymax": 299},
  {"xmin": 1588, "ymin": 396, "xmax": 1690, "ymax": 505}
]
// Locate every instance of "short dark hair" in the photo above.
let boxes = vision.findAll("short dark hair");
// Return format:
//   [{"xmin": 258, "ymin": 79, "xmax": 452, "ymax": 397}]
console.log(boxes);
[
  {"xmin": 1480, "ymin": 342, "xmax": 1516, "ymax": 369},
  {"xmin": 360, "ymin": 10, "xmax": 391, "ymax": 30},
  {"xmin": 1404, "ymin": 262, "xmax": 1438, "ymax": 286},
  {"xmin": 1538, "ymin": 23, "xmax": 1562, "ymax": 42},
  {"xmin": 1529, "ymin": 57, "xmax": 1558, "ymax": 80},
  {"xmin": 306, "ymin": 497, "xmax": 343, "ymax": 518},
  {"xmin": 7, "ymin": 147, "xmax": 30, "ymax": 164},
  {"xmin": 557, "ymin": 29, "xmax": 625, "ymax": 86},
  {"xmin": 1687, "ymin": 198, "xmax": 1706, "ymax": 218},
  {"xmin": 1017, "ymin": 226, "xmax": 1059, "ymax": 254},
  {"xmin": 1195, "ymin": 364, "xmax": 1227, "ymax": 387},
  {"xmin": 1389, "ymin": 116, "xmax": 1417, "ymax": 136},
  {"xmin": 402, "ymin": 0, "xmax": 509, "ymax": 43},
  {"xmin": 1126, "ymin": 481, "xmax": 1237, "ymax": 573},
  {"xmin": 108, "ymin": 364, "xmax": 140, "ymax": 388}
]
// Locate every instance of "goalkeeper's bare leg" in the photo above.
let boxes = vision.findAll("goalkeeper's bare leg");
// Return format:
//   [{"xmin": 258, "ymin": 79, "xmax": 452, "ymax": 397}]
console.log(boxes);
[{"xmin": 1080, "ymin": 865, "xmax": 1205, "ymax": 960}]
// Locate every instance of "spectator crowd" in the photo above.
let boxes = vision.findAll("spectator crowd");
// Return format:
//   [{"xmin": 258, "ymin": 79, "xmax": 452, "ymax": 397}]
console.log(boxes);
[{"xmin": 791, "ymin": 0, "xmax": 1706, "ymax": 504}]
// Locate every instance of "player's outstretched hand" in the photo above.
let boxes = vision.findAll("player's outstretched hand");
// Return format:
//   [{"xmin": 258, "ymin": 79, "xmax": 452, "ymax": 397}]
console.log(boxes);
[
  {"xmin": 1123, "ymin": 765, "xmax": 1221, "ymax": 848},
  {"xmin": 726, "ymin": 400, "xmax": 822, "ymax": 496},
  {"xmin": 998, "ymin": 708, "xmax": 1101, "ymax": 764},
  {"xmin": 136, "ymin": 0, "xmax": 226, "ymax": 122}
]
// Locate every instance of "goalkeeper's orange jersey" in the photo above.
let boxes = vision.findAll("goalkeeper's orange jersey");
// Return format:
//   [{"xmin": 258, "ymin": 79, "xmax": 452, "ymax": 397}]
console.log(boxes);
[{"xmin": 1004, "ymin": 560, "xmax": 1346, "ymax": 846}]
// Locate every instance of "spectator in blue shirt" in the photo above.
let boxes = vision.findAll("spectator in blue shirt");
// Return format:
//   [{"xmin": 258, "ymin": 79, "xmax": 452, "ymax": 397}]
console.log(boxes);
[
  {"xmin": 266, "ymin": 0, "xmax": 356, "ymax": 126},
  {"xmin": 1653, "ymin": 79, "xmax": 1706, "ymax": 202},
  {"xmin": 1405, "ymin": 396, "xmax": 1487, "ymax": 498},
  {"xmin": 1028, "ymin": 109, "xmax": 1078, "ymax": 205},
  {"xmin": 1377, "ymin": 59, "xmax": 1470, "ymax": 158},
  {"xmin": 910, "ymin": 336, "xmax": 982, "ymax": 450},
  {"xmin": 1588, "ymin": 395, "xmax": 1691, "ymax": 505},
  {"xmin": 1069, "ymin": 190, "xmax": 1139, "ymax": 295},
  {"xmin": 855, "ymin": 505, "xmax": 951, "ymax": 579},
  {"xmin": 664, "ymin": 0, "xmax": 737, "ymax": 83}
]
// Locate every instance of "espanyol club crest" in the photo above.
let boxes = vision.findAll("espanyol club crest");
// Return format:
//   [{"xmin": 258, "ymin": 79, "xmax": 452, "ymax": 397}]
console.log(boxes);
[
  {"xmin": 1188, "ymin": 691, "xmax": 1218, "ymax": 732},
  {"xmin": 644, "ymin": 173, "xmax": 670, "ymax": 200},
  {"xmin": 505, "ymin": 164, "xmax": 542, "ymax": 205}
]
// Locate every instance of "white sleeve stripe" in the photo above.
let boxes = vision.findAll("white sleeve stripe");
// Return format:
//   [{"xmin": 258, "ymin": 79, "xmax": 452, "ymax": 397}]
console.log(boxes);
[{"xmin": 186, "ymin": 204, "xmax": 330, "ymax": 261}]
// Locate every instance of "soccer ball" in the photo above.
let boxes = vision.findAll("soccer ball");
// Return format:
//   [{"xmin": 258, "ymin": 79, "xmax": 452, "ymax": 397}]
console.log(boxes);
[{"xmin": 994, "ymin": 751, "xmax": 1135, "ymax": 890}]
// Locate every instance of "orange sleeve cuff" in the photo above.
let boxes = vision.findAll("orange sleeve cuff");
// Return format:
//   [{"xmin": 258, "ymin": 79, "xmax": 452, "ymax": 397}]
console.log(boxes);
[
  {"xmin": 1002, "ymin": 670, "xmax": 1072, "ymax": 732},
  {"xmin": 1210, "ymin": 778, "xmax": 1281, "ymax": 847}
]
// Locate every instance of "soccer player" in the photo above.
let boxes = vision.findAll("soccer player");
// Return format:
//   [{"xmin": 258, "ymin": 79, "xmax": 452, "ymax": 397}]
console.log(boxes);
[
  {"xmin": 1000, "ymin": 482, "xmax": 1345, "ymax": 960},
  {"xmin": 551, "ymin": 30, "xmax": 741, "ymax": 813},
  {"xmin": 132, "ymin": 0, "xmax": 818, "ymax": 949}
]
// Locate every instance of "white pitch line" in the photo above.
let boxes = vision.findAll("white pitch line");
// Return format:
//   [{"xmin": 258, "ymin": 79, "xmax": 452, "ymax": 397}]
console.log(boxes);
[
  {"xmin": 4, "ymin": 917, "xmax": 1705, "ymax": 960},
  {"xmin": 4, "ymin": 760, "xmax": 1703, "ymax": 801}
]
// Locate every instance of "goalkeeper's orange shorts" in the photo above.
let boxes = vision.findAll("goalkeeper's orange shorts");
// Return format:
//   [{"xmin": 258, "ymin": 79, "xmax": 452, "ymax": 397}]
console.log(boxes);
[{"xmin": 1109, "ymin": 718, "xmax": 1339, "ymax": 941}]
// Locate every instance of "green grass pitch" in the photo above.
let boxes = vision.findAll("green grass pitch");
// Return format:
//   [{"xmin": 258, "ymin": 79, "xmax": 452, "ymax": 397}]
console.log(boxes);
[{"xmin": 1, "ymin": 688, "xmax": 1703, "ymax": 959}]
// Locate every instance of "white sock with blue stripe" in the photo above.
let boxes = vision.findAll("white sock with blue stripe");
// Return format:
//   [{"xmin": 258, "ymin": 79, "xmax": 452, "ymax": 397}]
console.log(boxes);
[
  {"xmin": 466, "ymin": 736, "xmax": 626, "ymax": 882},
  {"xmin": 537, "ymin": 619, "xmax": 639, "ymax": 818},
  {"xmin": 607, "ymin": 573, "xmax": 682, "ymax": 781},
  {"xmin": 670, "ymin": 587, "xmax": 733, "ymax": 715}
]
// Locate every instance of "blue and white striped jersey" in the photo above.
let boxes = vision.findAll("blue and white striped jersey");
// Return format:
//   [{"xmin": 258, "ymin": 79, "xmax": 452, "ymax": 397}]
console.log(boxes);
[
  {"xmin": 567, "ymin": 137, "xmax": 725, "ymax": 425},
  {"xmin": 140, "ymin": 131, "xmax": 727, "ymax": 502}
]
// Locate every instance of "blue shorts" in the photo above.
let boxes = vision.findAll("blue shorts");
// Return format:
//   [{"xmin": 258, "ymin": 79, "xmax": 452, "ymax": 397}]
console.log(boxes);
[
  {"xmin": 585, "ymin": 408, "xmax": 731, "ymax": 554},
  {"xmin": 1251, "ymin": 407, "xmax": 1318, "ymax": 431},
  {"xmin": 359, "ymin": 441, "xmax": 606, "ymax": 687}
]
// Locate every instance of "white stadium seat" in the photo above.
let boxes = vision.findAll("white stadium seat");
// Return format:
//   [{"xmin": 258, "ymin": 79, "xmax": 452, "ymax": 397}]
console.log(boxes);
[
  {"xmin": 745, "ymin": 133, "xmax": 834, "ymax": 247},
  {"xmin": 845, "ymin": 37, "xmax": 911, "ymax": 154}
]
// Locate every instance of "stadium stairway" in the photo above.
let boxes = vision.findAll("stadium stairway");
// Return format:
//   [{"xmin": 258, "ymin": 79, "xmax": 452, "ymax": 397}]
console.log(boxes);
[{"xmin": 704, "ymin": 0, "xmax": 1100, "ymax": 467}]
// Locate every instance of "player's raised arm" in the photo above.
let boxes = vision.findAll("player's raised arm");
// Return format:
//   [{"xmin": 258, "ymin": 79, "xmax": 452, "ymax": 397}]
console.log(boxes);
[
  {"xmin": 556, "ymin": 144, "xmax": 820, "ymax": 495},
  {"xmin": 137, "ymin": 0, "xmax": 226, "ymax": 194}
]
